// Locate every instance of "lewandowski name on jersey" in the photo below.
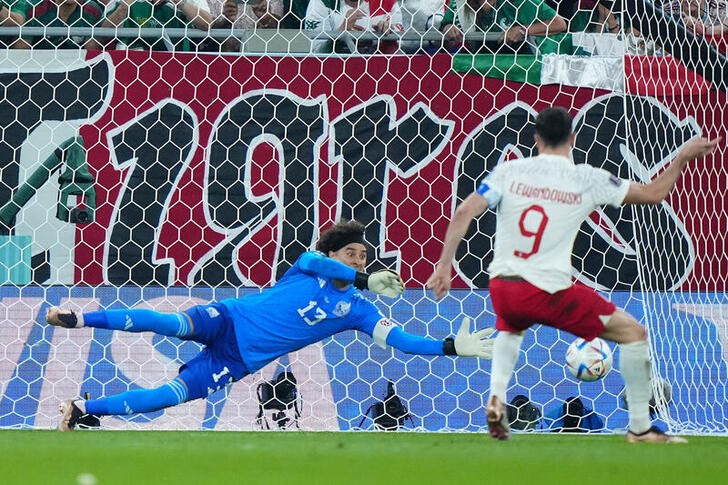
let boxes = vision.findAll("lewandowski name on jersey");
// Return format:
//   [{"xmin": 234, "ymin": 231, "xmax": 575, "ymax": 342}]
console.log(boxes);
[{"xmin": 509, "ymin": 182, "xmax": 582, "ymax": 205}]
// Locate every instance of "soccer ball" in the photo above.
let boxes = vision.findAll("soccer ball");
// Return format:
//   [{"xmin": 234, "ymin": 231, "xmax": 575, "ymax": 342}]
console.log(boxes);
[{"xmin": 565, "ymin": 337, "xmax": 613, "ymax": 382}]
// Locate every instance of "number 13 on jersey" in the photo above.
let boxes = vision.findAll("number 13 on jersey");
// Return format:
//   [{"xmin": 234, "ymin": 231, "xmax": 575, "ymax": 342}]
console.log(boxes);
[{"xmin": 298, "ymin": 300, "xmax": 327, "ymax": 326}]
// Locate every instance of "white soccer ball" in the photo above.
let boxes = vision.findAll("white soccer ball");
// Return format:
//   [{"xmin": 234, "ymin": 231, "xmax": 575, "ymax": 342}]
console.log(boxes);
[{"xmin": 566, "ymin": 337, "xmax": 613, "ymax": 382}]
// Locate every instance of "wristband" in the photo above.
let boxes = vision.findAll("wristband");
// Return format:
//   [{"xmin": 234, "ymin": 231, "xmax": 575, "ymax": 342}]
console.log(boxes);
[
  {"xmin": 354, "ymin": 272, "xmax": 369, "ymax": 290},
  {"xmin": 443, "ymin": 338, "xmax": 457, "ymax": 356}
]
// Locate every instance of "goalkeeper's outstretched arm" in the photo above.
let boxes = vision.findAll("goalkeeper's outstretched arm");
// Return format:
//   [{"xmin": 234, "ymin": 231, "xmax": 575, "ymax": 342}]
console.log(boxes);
[
  {"xmin": 383, "ymin": 317, "xmax": 495, "ymax": 359},
  {"xmin": 298, "ymin": 251, "xmax": 404, "ymax": 297}
]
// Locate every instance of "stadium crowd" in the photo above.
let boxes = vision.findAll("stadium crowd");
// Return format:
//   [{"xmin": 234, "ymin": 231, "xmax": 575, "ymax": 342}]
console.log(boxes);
[{"xmin": 0, "ymin": 0, "xmax": 726, "ymax": 53}]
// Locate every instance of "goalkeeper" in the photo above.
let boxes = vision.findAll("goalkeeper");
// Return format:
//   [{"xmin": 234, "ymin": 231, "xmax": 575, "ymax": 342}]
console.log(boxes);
[{"xmin": 47, "ymin": 219, "xmax": 495, "ymax": 431}]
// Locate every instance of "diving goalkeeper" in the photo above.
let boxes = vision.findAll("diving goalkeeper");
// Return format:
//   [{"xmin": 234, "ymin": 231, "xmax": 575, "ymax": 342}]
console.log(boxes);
[{"xmin": 47, "ymin": 219, "xmax": 495, "ymax": 431}]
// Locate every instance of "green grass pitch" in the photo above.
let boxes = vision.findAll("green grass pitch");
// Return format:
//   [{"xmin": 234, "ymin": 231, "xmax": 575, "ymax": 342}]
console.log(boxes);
[{"xmin": 2, "ymin": 430, "xmax": 727, "ymax": 484}]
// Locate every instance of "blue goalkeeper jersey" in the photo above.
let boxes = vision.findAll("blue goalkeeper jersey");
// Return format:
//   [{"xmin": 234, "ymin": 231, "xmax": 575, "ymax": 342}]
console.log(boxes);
[{"xmin": 220, "ymin": 251, "xmax": 391, "ymax": 373}]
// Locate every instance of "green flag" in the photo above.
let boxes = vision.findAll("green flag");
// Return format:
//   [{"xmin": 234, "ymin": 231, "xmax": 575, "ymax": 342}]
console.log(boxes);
[{"xmin": 452, "ymin": 53, "xmax": 543, "ymax": 84}]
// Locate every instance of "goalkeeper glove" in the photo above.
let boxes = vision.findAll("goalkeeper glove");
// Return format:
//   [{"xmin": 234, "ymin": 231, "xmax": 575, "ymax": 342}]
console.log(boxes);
[
  {"xmin": 442, "ymin": 317, "xmax": 495, "ymax": 358},
  {"xmin": 354, "ymin": 269, "xmax": 405, "ymax": 298}
]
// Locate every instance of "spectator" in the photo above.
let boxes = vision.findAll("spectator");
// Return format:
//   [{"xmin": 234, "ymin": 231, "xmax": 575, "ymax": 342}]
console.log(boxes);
[
  {"xmin": 199, "ymin": 0, "xmax": 283, "ymax": 52},
  {"xmin": 663, "ymin": 0, "xmax": 728, "ymax": 37},
  {"xmin": 1, "ymin": 0, "xmax": 28, "ymax": 47},
  {"xmin": 400, "ymin": 0, "xmax": 446, "ymax": 53},
  {"xmin": 197, "ymin": 0, "xmax": 237, "ymax": 51},
  {"xmin": 305, "ymin": 0, "xmax": 405, "ymax": 53},
  {"xmin": 280, "ymin": 0, "xmax": 310, "ymax": 28},
  {"xmin": 439, "ymin": 0, "xmax": 568, "ymax": 54},
  {"xmin": 12, "ymin": 0, "xmax": 103, "ymax": 49},
  {"xmin": 93, "ymin": 0, "xmax": 213, "ymax": 51},
  {"xmin": 540, "ymin": 396, "xmax": 604, "ymax": 433},
  {"xmin": 594, "ymin": 0, "xmax": 657, "ymax": 54},
  {"xmin": 1, "ymin": 0, "xmax": 28, "ymax": 25},
  {"xmin": 597, "ymin": 2, "xmax": 620, "ymax": 33},
  {"xmin": 202, "ymin": 0, "xmax": 283, "ymax": 52},
  {"xmin": 208, "ymin": 0, "xmax": 281, "ymax": 31},
  {"xmin": 544, "ymin": 0, "xmax": 619, "ymax": 33}
]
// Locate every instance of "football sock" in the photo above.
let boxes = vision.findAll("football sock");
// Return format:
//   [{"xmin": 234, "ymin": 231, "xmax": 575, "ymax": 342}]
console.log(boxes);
[
  {"xmin": 84, "ymin": 379, "xmax": 188, "ymax": 415},
  {"xmin": 620, "ymin": 340, "xmax": 652, "ymax": 434},
  {"xmin": 489, "ymin": 331, "xmax": 524, "ymax": 403},
  {"xmin": 83, "ymin": 309, "xmax": 192, "ymax": 338}
]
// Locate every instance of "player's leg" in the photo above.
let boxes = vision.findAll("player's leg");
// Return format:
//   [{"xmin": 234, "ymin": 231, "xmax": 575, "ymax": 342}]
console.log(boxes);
[
  {"xmin": 46, "ymin": 306, "xmax": 193, "ymax": 338},
  {"xmin": 599, "ymin": 311, "xmax": 651, "ymax": 433},
  {"xmin": 58, "ymin": 313, "xmax": 247, "ymax": 431},
  {"xmin": 60, "ymin": 344, "xmax": 248, "ymax": 431},
  {"xmin": 487, "ymin": 329, "xmax": 525, "ymax": 440},
  {"xmin": 600, "ymin": 311, "xmax": 686, "ymax": 443},
  {"xmin": 46, "ymin": 303, "xmax": 226, "ymax": 346},
  {"xmin": 536, "ymin": 284, "xmax": 683, "ymax": 442},
  {"xmin": 599, "ymin": 310, "xmax": 646, "ymax": 343},
  {"xmin": 59, "ymin": 377, "xmax": 189, "ymax": 431},
  {"xmin": 525, "ymin": 283, "xmax": 675, "ymax": 442},
  {"xmin": 486, "ymin": 278, "xmax": 532, "ymax": 440}
]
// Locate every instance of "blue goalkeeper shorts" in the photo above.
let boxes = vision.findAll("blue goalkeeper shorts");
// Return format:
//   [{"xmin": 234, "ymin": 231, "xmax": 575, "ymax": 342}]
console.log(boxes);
[{"xmin": 177, "ymin": 303, "xmax": 249, "ymax": 401}]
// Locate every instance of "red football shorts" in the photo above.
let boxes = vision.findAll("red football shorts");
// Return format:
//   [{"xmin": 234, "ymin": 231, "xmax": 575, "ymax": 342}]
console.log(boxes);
[{"xmin": 488, "ymin": 277, "xmax": 616, "ymax": 341}]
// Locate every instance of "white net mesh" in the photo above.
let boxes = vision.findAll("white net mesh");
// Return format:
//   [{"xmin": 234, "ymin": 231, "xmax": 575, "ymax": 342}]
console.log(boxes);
[{"xmin": 0, "ymin": 0, "xmax": 726, "ymax": 433}]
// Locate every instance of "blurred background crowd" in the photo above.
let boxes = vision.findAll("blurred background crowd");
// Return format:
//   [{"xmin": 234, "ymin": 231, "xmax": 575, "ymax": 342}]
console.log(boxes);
[{"xmin": 0, "ymin": 0, "xmax": 725, "ymax": 55}]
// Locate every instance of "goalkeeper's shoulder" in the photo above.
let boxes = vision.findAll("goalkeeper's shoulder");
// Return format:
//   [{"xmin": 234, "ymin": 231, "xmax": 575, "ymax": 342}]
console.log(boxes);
[
  {"xmin": 297, "ymin": 250, "xmax": 326, "ymax": 263},
  {"xmin": 296, "ymin": 250, "xmax": 343, "ymax": 273}
]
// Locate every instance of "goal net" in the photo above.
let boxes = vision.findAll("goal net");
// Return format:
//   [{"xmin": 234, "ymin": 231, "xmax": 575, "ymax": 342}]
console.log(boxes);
[{"xmin": 0, "ymin": 1, "xmax": 726, "ymax": 433}]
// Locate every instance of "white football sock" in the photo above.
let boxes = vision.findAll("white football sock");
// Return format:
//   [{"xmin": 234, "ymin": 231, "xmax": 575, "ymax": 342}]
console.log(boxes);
[
  {"xmin": 620, "ymin": 340, "xmax": 652, "ymax": 434},
  {"xmin": 489, "ymin": 331, "xmax": 524, "ymax": 403}
]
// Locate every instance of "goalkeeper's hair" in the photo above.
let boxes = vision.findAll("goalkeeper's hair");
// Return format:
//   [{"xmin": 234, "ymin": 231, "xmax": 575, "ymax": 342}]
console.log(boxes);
[
  {"xmin": 316, "ymin": 219, "xmax": 366, "ymax": 254},
  {"xmin": 535, "ymin": 106, "xmax": 572, "ymax": 147}
]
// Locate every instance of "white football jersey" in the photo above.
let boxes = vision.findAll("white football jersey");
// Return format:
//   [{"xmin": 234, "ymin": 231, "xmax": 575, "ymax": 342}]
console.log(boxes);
[{"xmin": 478, "ymin": 154, "xmax": 630, "ymax": 293}]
